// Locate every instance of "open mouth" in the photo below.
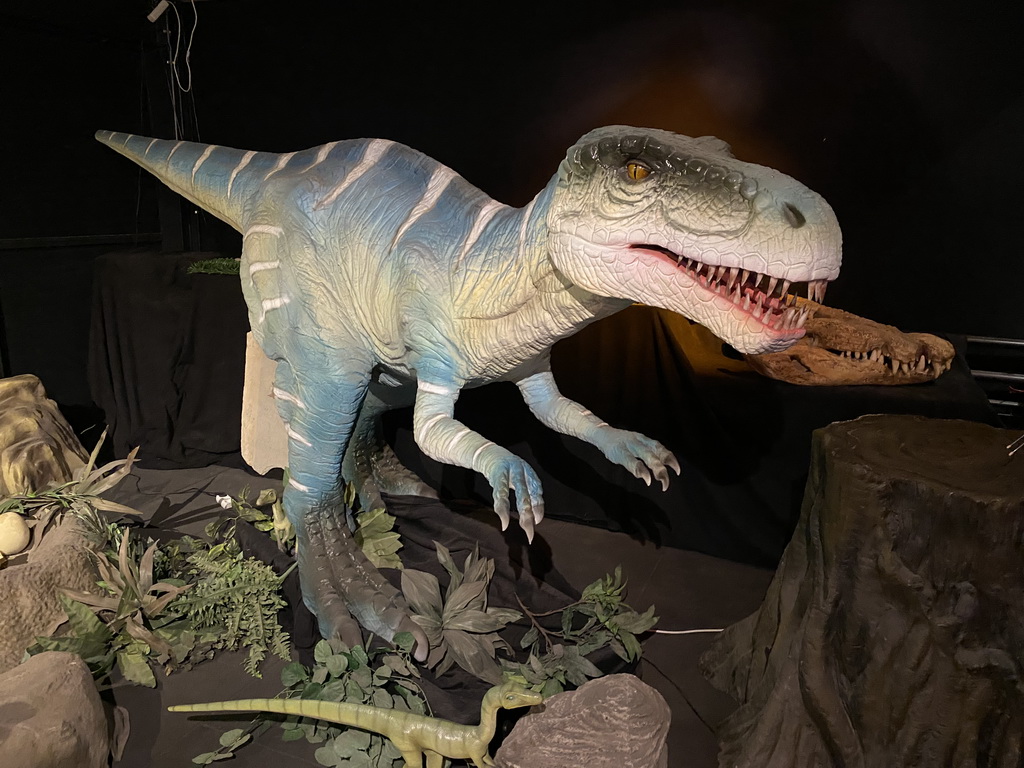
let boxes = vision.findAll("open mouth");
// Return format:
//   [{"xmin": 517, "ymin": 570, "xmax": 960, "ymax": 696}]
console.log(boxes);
[{"xmin": 631, "ymin": 244, "xmax": 829, "ymax": 333}]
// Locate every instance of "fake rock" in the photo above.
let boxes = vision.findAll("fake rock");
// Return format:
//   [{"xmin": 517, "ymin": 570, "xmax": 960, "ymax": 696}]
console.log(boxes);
[
  {"xmin": 0, "ymin": 651, "xmax": 109, "ymax": 768},
  {"xmin": 0, "ymin": 374, "xmax": 88, "ymax": 497},
  {"xmin": 494, "ymin": 674, "xmax": 670, "ymax": 768},
  {"xmin": 0, "ymin": 518, "xmax": 100, "ymax": 674}
]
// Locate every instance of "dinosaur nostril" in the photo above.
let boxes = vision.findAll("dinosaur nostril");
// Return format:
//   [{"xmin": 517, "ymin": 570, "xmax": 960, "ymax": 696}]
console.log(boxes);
[{"xmin": 783, "ymin": 202, "xmax": 806, "ymax": 229}]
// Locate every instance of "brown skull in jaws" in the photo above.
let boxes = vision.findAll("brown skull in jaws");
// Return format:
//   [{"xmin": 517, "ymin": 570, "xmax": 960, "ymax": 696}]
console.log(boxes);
[{"xmin": 744, "ymin": 300, "xmax": 955, "ymax": 386}]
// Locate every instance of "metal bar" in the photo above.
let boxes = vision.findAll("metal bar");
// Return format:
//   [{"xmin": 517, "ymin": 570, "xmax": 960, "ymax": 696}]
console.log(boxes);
[
  {"xmin": 0, "ymin": 234, "xmax": 161, "ymax": 251},
  {"xmin": 972, "ymin": 370, "xmax": 1024, "ymax": 383},
  {"xmin": 966, "ymin": 336, "xmax": 1024, "ymax": 349}
]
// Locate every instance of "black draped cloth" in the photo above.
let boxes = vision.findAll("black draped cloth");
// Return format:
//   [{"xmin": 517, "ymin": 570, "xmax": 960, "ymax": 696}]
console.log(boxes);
[{"xmin": 90, "ymin": 250, "xmax": 998, "ymax": 567}]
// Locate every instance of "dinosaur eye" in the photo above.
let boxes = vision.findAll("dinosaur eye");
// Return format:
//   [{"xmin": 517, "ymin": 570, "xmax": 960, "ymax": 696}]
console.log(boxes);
[{"xmin": 626, "ymin": 162, "xmax": 650, "ymax": 181}]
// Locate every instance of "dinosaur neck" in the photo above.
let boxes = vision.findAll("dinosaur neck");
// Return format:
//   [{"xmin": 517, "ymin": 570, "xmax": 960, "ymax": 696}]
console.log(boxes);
[
  {"xmin": 452, "ymin": 182, "xmax": 629, "ymax": 343},
  {"xmin": 474, "ymin": 691, "xmax": 503, "ymax": 746}
]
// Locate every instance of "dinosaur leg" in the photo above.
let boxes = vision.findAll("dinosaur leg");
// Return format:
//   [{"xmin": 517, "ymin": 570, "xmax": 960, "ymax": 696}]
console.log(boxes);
[
  {"xmin": 424, "ymin": 751, "xmax": 445, "ymax": 768},
  {"xmin": 516, "ymin": 368, "xmax": 681, "ymax": 490},
  {"xmin": 274, "ymin": 353, "xmax": 428, "ymax": 659},
  {"xmin": 342, "ymin": 385, "xmax": 437, "ymax": 514}
]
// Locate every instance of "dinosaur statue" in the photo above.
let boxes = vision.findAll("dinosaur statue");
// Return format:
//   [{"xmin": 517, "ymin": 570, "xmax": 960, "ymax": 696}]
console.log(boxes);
[
  {"xmin": 744, "ymin": 299, "xmax": 955, "ymax": 385},
  {"xmin": 95, "ymin": 126, "xmax": 842, "ymax": 658},
  {"xmin": 169, "ymin": 681, "xmax": 544, "ymax": 768}
]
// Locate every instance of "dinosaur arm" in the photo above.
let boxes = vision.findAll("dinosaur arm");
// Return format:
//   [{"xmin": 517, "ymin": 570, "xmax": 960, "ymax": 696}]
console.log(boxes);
[
  {"xmin": 413, "ymin": 380, "xmax": 544, "ymax": 540},
  {"xmin": 516, "ymin": 369, "xmax": 680, "ymax": 490}
]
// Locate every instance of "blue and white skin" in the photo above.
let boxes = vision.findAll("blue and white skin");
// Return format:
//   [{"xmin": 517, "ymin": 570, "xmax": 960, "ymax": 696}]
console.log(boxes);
[{"xmin": 96, "ymin": 126, "xmax": 841, "ymax": 659}]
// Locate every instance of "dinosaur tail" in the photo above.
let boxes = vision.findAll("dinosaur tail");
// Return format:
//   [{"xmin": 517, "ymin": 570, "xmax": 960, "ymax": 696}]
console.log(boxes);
[
  {"xmin": 168, "ymin": 696, "xmax": 411, "ymax": 733},
  {"xmin": 94, "ymin": 130, "xmax": 273, "ymax": 231}
]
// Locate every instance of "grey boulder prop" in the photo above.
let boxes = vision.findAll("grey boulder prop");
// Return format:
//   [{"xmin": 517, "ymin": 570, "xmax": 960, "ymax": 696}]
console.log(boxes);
[
  {"xmin": 0, "ymin": 374, "xmax": 87, "ymax": 497},
  {"xmin": 701, "ymin": 414, "xmax": 1024, "ymax": 768},
  {"xmin": 0, "ymin": 651, "xmax": 109, "ymax": 768},
  {"xmin": 494, "ymin": 674, "xmax": 670, "ymax": 768}
]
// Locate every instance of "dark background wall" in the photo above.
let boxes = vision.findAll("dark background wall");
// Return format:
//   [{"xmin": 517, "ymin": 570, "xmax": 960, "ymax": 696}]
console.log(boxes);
[{"xmin": 1, "ymin": 0, "xmax": 1021, "ymax": 411}]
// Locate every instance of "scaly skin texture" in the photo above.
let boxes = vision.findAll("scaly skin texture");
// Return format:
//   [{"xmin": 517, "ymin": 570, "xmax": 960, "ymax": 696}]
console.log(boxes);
[
  {"xmin": 95, "ymin": 126, "xmax": 841, "ymax": 657},
  {"xmin": 169, "ymin": 682, "xmax": 543, "ymax": 768}
]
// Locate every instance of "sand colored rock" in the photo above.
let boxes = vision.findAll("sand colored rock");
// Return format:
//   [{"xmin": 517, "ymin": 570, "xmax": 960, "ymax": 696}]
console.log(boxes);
[
  {"xmin": 495, "ymin": 674, "xmax": 670, "ymax": 768},
  {"xmin": 0, "ymin": 374, "xmax": 87, "ymax": 497}
]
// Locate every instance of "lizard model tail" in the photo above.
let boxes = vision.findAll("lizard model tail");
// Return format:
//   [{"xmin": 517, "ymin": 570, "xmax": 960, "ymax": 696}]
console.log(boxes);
[
  {"xmin": 95, "ymin": 130, "xmax": 268, "ymax": 231},
  {"xmin": 169, "ymin": 697, "xmax": 406, "ymax": 732}
]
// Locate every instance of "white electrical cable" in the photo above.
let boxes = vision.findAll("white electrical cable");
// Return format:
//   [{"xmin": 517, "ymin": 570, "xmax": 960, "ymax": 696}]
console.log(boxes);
[
  {"xmin": 168, "ymin": 0, "xmax": 198, "ymax": 94},
  {"xmin": 652, "ymin": 628, "xmax": 723, "ymax": 635}
]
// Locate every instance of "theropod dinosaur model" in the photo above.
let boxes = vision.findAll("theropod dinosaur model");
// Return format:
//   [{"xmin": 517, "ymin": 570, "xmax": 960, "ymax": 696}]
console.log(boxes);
[
  {"xmin": 170, "ymin": 681, "xmax": 544, "ymax": 767},
  {"xmin": 96, "ymin": 126, "xmax": 842, "ymax": 658}
]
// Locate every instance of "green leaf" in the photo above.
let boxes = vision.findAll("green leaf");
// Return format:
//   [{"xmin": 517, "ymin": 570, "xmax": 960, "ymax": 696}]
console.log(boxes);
[
  {"xmin": 320, "ymin": 679, "xmax": 347, "ymax": 701},
  {"xmin": 326, "ymin": 654, "xmax": 349, "ymax": 677},
  {"xmin": 58, "ymin": 594, "xmax": 111, "ymax": 643},
  {"xmin": 116, "ymin": 649, "xmax": 156, "ymax": 687},
  {"xmin": 312, "ymin": 666, "xmax": 329, "ymax": 684},
  {"xmin": 192, "ymin": 752, "xmax": 218, "ymax": 764},
  {"xmin": 219, "ymin": 729, "xmax": 245, "ymax": 747},
  {"xmin": 350, "ymin": 646, "xmax": 369, "ymax": 668},
  {"xmin": 315, "ymin": 640, "xmax": 334, "ymax": 664},
  {"xmin": 392, "ymin": 632, "xmax": 416, "ymax": 654},
  {"xmin": 371, "ymin": 687, "xmax": 393, "ymax": 709},
  {"xmin": 282, "ymin": 728, "xmax": 305, "ymax": 742},
  {"xmin": 620, "ymin": 631, "xmax": 642, "ymax": 661},
  {"xmin": 282, "ymin": 662, "xmax": 309, "ymax": 688},
  {"xmin": 314, "ymin": 745, "xmax": 342, "ymax": 766},
  {"xmin": 520, "ymin": 626, "xmax": 539, "ymax": 649}
]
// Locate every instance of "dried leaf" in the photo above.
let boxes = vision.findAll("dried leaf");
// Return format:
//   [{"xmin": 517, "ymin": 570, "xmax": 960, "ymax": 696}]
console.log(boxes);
[{"xmin": 401, "ymin": 569, "xmax": 442, "ymax": 617}]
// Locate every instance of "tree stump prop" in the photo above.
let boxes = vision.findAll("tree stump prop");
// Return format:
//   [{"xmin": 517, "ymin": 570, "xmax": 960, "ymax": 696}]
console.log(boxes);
[{"xmin": 701, "ymin": 414, "xmax": 1024, "ymax": 768}]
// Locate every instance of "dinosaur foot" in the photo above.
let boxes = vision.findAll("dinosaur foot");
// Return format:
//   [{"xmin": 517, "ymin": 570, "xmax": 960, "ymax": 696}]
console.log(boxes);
[{"xmin": 300, "ymin": 501, "xmax": 429, "ymax": 661}]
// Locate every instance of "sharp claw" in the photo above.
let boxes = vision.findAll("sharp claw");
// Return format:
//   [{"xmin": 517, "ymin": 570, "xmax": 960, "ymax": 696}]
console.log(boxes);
[
  {"xmin": 520, "ymin": 513, "xmax": 535, "ymax": 543},
  {"xmin": 636, "ymin": 464, "xmax": 652, "ymax": 486},
  {"xmin": 667, "ymin": 454, "xmax": 681, "ymax": 475},
  {"xmin": 655, "ymin": 468, "xmax": 669, "ymax": 491},
  {"xmin": 534, "ymin": 502, "xmax": 545, "ymax": 524}
]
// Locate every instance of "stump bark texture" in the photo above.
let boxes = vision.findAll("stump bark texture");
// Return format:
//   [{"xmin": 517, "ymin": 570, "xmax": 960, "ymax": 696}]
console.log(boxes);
[{"xmin": 701, "ymin": 414, "xmax": 1024, "ymax": 768}]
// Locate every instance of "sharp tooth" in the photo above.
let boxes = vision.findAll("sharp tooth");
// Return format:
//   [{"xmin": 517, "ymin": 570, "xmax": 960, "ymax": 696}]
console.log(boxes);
[
  {"xmin": 916, "ymin": 355, "xmax": 927, "ymax": 373},
  {"xmin": 741, "ymin": 269, "xmax": 750, "ymax": 285},
  {"xmin": 753, "ymin": 304, "xmax": 762, "ymax": 319},
  {"xmin": 819, "ymin": 281, "xmax": 828, "ymax": 303},
  {"xmin": 767, "ymin": 277, "xmax": 778, "ymax": 296},
  {"xmin": 716, "ymin": 265, "xmax": 727, "ymax": 282},
  {"xmin": 891, "ymin": 358, "xmax": 899, "ymax": 374},
  {"xmin": 796, "ymin": 308, "xmax": 808, "ymax": 328},
  {"xmin": 900, "ymin": 361, "xmax": 910, "ymax": 374},
  {"xmin": 742, "ymin": 294, "xmax": 751, "ymax": 311},
  {"xmin": 727, "ymin": 267, "xmax": 738, "ymax": 289},
  {"xmin": 869, "ymin": 349, "xmax": 879, "ymax": 361},
  {"xmin": 781, "ymin": 279, "xmax": 791, "ymax": 298}
]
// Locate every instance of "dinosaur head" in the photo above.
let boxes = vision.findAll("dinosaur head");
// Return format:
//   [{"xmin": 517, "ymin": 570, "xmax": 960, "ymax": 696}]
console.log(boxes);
[
  {"xmin": 487, "ymin": 683, "xmax": 545, "ymax": 711},
  {"xmin": 545, "ymin": 126, "xmax": 842, "ymax": 354}
]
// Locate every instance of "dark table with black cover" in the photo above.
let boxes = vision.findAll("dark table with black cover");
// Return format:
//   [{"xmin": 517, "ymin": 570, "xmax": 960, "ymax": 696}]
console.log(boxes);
[{"xmin": 89, "ymin": 249, "xmax": 998, "ymax": 569}]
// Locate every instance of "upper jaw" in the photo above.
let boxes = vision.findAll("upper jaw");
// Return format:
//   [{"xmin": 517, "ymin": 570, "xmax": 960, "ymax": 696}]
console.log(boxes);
[{"xmin": 624, "ymin": 241, "xmax": 834, "ymax": 339}]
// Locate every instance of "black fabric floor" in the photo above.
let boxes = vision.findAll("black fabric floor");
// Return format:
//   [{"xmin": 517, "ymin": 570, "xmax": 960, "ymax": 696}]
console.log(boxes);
[{"xmin": 102, "ymin": 465, "xmax": 774, "ymax": 768}]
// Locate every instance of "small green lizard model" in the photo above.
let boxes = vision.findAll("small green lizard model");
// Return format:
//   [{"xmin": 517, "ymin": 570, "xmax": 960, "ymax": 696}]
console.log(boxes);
[{"xmin": 169, "ymin": 682, "xmax": 543, "ymax": 767}]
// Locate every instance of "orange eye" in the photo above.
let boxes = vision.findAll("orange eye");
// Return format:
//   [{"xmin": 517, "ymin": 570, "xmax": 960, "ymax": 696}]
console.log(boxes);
[{"xmin": 627, "ymin": 162, "xmax": 650, "ymax": 181}]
